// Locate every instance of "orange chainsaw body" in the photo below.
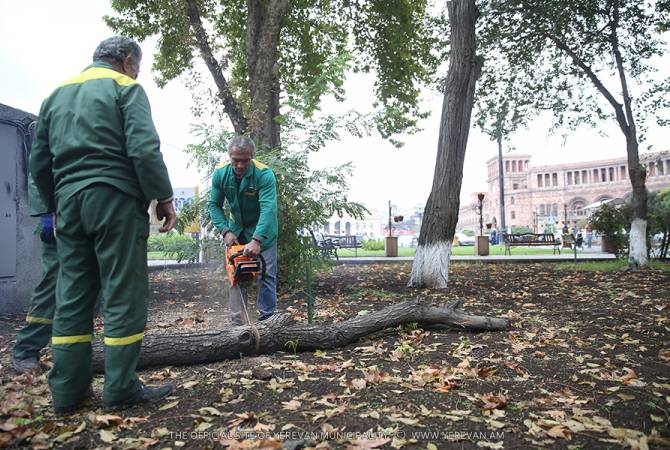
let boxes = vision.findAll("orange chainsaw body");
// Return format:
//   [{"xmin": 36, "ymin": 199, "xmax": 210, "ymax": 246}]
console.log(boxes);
[{"xmin": 226, "ymin": 244, "xmax": 265, "ymax": 286}]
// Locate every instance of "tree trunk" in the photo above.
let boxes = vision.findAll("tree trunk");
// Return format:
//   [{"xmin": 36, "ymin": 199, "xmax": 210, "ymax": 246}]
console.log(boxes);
[
  {"xmin": 247, "ymin": 0, "xmax": 288, "ymax": 151},
  {"xmin": 91, "ymin": 300, "xmax": 509, "ymax": 372},
  {"xmin": 627, "ymin": 137, "xmax": 648, "ymax": 265},
  {"xmin": 409, "ymin": 0, "xmax": 482, "ymax": 288}
]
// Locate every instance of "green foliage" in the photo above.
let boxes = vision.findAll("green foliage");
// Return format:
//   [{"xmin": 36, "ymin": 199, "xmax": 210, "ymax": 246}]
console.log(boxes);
[
  {"xmin": 106, "ymin": 0, "xmax": 442, "ymax": 142},
  {"xmin": 179, "ymin": 120, "xmax": 369, "ymax": 286},
  {"xmin": 462, "ymin": 229, "xmax": 475, "ymax": 237},
  {"xmin": 589, "ymin": 203, "xmax": 631, "ymax": 256},
  {"xmin": 361, "ymin": 239, "xmax": 384, "ymax": 251},
  {"xmin": 511, "ymin": 225, "xmax": 533, "ymax": 234},
  {"xmin": 478, "ymin": 1, "xmax": 670, "ymax": 139},
  {"xmin": 148, "ymin": 233, "xmax": 200, "ymax": 263}
]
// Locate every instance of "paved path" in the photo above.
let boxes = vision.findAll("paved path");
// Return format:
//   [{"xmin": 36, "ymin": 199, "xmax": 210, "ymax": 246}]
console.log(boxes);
[{"xmin": 336, "ymin": 252, "xmax": 615, "ymax": 264}]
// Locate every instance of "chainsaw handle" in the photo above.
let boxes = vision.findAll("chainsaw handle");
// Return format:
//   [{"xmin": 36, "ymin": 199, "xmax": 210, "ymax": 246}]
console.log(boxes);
[
  {"xmin": 228, "ymin": 250, "xmax": 267, "ymax": 281},
  {"xmin": 228, "ymin": 251, "xmax": 245, "ymax": 265}
]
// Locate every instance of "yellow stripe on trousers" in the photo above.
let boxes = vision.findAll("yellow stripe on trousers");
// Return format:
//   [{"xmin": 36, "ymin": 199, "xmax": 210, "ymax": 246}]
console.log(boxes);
[
  {"xmin": 104, "ymin": 332, "xmax": 144, "ymax": 346},
  {"xmin": 52, "ymin": 334, "xmax": 92, "ymax": 344},
  {"xmin": 26, "ymin": 315, "xmax": 53, "ymax": 324}
]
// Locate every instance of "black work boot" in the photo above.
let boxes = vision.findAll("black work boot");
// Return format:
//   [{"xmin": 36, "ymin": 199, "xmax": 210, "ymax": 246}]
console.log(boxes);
[
  {"xmin": 103, "ymin": 383, "xmax": 174, "ymax": 412},
  {"xmin": 54, "ymin": 386, "xmax": 95, "ymax": 416},
  {"xmin": 13, "ymin": 356, "xmax": 40, "ymax": 374}
]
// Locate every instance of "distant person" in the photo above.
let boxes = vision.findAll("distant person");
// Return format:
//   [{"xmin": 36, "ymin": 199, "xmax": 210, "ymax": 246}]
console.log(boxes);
[
  {"xmin": 585, "ymin": 223, "xmax": 593, "ymax": 248},
  {"xmin": 30, "ymin": 36, "xmax": 176, "ymax": 414},
  {"xmin": 208, "ymin": 136, "xmax": 278, "ymax": 325}
]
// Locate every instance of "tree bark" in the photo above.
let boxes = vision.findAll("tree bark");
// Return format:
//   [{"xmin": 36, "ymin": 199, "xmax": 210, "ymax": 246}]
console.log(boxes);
[
  {"xmin": 91, "ymin": 300, "xmax": 509, "ymax": 372},
  {"xmin": 409, "ymin": 0, "xmax": 482, "ymax": 288},
  {"xmin": 184, "ymin": 0, "xmax": 249, "ymax": 134},
  {"xmin": 246, "ymin": 0, "xmax": 288, "ymax": 150}
]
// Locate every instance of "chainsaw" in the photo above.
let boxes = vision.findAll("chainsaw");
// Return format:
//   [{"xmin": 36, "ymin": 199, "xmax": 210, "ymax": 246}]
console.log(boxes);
[{"xmin": 226, "ymin": 244, "xmax": 266, "ymax": 287}]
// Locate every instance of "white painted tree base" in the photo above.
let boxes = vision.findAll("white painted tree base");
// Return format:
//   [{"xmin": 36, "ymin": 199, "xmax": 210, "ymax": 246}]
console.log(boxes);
[
  {"xmin": 629, "ymin": 218, "xmax": 648, "ymax": 266},
  {"xmin": 408, "ymin": 242, "xmax": 452, "ymax": 288}
]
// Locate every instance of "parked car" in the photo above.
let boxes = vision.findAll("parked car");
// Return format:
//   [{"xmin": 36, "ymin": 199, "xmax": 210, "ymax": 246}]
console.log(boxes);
[{"xmin": 453, "ymin": 232, "xmax": 475, "ymax": 246}]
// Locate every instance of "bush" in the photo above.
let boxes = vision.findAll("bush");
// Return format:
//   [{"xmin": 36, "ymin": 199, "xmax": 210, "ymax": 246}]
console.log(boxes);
[
  {"xmin": 589, "ymin": 203, "xmax": 631, "ymax": 256},
  {"xmin": 511, "ymin": 225, "xmax": 533, "ymax": 234},
  {"xmin": 148, "ymin": 233, "xmax": 200, "ymax": 263},
  {"xmin": 362, "ymin": 239, "xmax": 384, "ymax": 251}
]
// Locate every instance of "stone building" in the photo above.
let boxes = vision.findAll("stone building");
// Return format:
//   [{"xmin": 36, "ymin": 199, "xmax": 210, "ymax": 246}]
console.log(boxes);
[{"xmin": 458, "ymin": 150, "xmax": 670, "ymax": 232}]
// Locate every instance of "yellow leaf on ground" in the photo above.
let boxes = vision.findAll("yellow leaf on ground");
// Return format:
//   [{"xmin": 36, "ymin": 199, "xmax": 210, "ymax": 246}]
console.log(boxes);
[{"xmin": 99, "ymin": 429, "xmax": 117, "ymax": 443}]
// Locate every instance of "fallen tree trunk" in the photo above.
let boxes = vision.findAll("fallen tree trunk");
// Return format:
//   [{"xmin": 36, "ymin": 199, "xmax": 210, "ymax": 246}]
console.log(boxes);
[{"xmin": 92, "ymin": 299, "xmax": 509, "ymax": 372}]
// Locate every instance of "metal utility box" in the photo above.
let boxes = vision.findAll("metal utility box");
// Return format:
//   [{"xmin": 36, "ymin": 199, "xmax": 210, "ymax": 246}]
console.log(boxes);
[{"xmin": 0, "ymin": 103, "xmax": 41, "ymax": 314}]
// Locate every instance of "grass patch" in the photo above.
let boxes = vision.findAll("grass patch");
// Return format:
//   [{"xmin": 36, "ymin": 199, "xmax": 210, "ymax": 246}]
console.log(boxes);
[
  {"xmin": 556, "ymin": 259, "xmax": 670, "ymax": 272},
  {"xmin": 337, "ymin": 244, "xmax": 566, "ymax": 257},
  {"xmin": 147, "ymin": 251, "xmax": 171, "ymax": 260}
]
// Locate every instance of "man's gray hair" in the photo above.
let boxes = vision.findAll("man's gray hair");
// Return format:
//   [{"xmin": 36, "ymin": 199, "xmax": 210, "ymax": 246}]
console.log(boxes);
[
  {"xmin": 228, "ymin": 135, "xmax": 256, "ymax": 154},
  {"xmin": 93, "ymin": 36, "xmax": 142, "ymax": 65}
]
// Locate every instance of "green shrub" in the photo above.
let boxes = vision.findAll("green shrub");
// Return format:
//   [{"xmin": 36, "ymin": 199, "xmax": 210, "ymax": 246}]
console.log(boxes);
[
  {"xmin": 511, "ymin": 225, "xmax": 533, "ymax": 234},
  {"xmin": 362, "ymin": 239, "xmax": 384, "ymax": 251},
  {"xmin": 147, "ymin": 233, "xmax": 200, "ymax": 263}
]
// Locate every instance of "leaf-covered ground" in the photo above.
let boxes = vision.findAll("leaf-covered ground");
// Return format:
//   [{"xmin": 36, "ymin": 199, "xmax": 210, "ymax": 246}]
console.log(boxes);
[{"xmin": 1, "ymin": 262, "xmax": 669, "ymax": 449}]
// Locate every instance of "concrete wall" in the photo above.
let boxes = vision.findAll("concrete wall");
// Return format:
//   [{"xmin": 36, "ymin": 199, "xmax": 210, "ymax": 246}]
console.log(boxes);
[{"xmin": 0, "ymin": 122, "xmax": 42, "ymax": 314}]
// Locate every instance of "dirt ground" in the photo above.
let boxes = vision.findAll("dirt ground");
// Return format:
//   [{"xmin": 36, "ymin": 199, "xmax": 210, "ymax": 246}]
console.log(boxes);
[{"xmin": 1, "ymin": 262, "xmax": 669, "ymax": 449}]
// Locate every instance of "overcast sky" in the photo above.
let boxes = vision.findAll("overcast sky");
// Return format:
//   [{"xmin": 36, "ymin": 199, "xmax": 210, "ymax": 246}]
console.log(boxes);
[{"xmin": 2, "ymin": 1, "xmax": 667, "ymax": 218}]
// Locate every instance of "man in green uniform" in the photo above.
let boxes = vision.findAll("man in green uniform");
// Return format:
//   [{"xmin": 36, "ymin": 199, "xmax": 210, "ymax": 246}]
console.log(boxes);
[
  {"xmin": 12, "ymin": 172, "xmax": 58, "ymax": 373},
  {"xmin": 208, "ymin": 136, "xmax": 278, "ymax": 325},
  {"xmin": 30, "ymin": 36, "xmax": 176, "ymax": 414}
]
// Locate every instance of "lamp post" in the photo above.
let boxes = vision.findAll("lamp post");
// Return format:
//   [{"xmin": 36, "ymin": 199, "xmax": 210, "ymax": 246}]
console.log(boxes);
[
  {"xmin": 475, "ymin": 193, "xmax": 489, "ymax": 256},
  {"xmin": 477, "ymin": 193, "xmax": 485, "ymax": 236}
]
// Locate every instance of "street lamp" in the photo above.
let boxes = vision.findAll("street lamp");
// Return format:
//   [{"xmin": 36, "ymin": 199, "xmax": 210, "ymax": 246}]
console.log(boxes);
[{"xmin": 477, "ymin": 193, "xmax": 485, "ymax": 236}]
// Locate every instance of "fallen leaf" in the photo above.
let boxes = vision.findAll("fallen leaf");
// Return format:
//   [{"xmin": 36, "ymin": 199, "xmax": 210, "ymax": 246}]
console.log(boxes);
[
  {"xmin": 100, "ymin": 429, "xmax": 117, "ymax": 443},
  {"xmin": 159, "ymin": 400, "xmax": 179, "ymax": 411}
]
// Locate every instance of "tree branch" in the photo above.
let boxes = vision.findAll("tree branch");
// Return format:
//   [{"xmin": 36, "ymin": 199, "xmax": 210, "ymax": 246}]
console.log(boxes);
[
  {"xmin": 184, "ymin": 0, "xmax": 249, "ymax": 134},
  {"xmin": 545, "ymin": 32, "xmax": 630, "ymax": 136},
  {"xmin": 609, "ymin": 1, "xmax": 637, "ymax": 142}
]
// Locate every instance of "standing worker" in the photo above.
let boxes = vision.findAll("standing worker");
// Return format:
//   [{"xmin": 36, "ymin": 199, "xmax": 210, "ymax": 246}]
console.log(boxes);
[
  {"xmin": 208, "ymin": 136, "xmax": 278, "ymax": 325},
  {"xmin": 30, "ymin": 36, "xmax": 176, "ymax": 414},
  {"xmin": 12, "ymin": 168, "xmax": 58, "ymax": 373}
]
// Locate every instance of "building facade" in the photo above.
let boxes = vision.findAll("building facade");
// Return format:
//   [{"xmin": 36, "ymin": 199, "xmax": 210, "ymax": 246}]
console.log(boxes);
[{"xmin": 458, "ymin": 150, "xmax": 670, "ymax": 232}]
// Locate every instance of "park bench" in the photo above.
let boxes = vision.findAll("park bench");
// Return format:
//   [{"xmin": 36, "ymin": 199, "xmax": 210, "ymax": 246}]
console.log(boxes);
[
  {"xmin": 324, "ymin": 234, "xmax": 362, "ymax": 256},
  {"xmin": 502, "ymin": 233, "xmax": 561, "ymax": 255},
  {"xmin": 309, "ymin": 231, "xmax": 339, "ymax": 260}
]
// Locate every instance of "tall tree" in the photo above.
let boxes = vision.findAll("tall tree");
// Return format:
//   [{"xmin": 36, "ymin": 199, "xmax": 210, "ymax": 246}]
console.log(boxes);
[
  {"xmin": 480, "ymin": 0, "xmax": 670, "ymax": 266},
  {"xmin": 106, "ymin": 0, "xmax": 442, "ymax": 150},
  {"xmin": 408, "ymin": 0, "xmax": 483, "ymax": 288}
]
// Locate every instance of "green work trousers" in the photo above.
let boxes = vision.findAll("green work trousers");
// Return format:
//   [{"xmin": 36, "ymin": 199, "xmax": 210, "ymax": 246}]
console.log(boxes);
[
  {"xmin": 49, "ymin": 184, "xmax": 149, "ymax": 409},
  {"xmin": 13, "ymin": 241, "xmax": 58, "ymax": 361}
]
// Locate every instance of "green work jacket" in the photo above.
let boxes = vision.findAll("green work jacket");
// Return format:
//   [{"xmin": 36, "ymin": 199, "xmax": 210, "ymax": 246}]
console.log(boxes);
[
  {"xmin": 208, "ymin": 160, "xmax": 278, "ymax": 250},
  {"xmin": 30, "ymin": 61, "xmax": 173, "ymax": 212}
]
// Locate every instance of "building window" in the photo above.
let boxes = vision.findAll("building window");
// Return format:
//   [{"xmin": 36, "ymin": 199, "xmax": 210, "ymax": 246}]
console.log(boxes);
[
  {"xmin": 324, "ymin": 223, "xmax": 330, "ymax": 233},
  {"xmin": 657, "ymin": 161, "xmax": 664, "ymax": 175},
  {"xmin": 537, "ymin": 174, "xmax": 543, "ymax": 187},
  {"xmin": 594, "ymin": 169, "xmax": 599, "ymax": 182},
  {"xmin": 609, "ymin": 167, "xmax": 615, "ymax": 181},
  {"xmin": 512, "ymin": 160, "xmax": 517, "ymax": 172},
  {"xmin": 621, "ymin": 166, "xmax": 627, "ymax": 179},
  {"xmin": 567, "ymin": 172, "xmax": 573, "ymax": 185},
  {"xmin": 649, "ymin": 163, "xmax": 656, "ymax": 177},
  {"xmin": 511, "ymin": 211, "xmax": 516, "ymax": 220},
  {"xmin": 513, "ymin": 183, "xmax": 519, "ymax": 190},
  {"xmin": 505, "ymin": 160, "xmax": 510, "ymax": 172},
  {"xmin": 545, "ymin": 173, "xmax": 550, "ymax": 187},
  {"xmin": 552, "ymin": 173, "xmax": 558, "ymax": 186},
  {"xmin": 575, "ymin": 171, "xmax": 580, "ymax": 185},
  {"xmin": 525, "ymin": 160, "xmax": 529, "ymax": 169},
  {"xmin": 552, "ymin": 203, "xmax": 558, "ymax": 217},
  {"xmin": 539, "ymin": 204, "xmax": 546, "ymax": 215},
  {"xmin": 582, "ymin": 170, "xmax": 588, "ymax": 184},
  {"xmin": 601, "ymin": 168, "xmax": 607, "ymax": 182},
  {"xmin": 666, "ymin": 160, "xmax": 670, "ymax": 174},
  {"xmin": 510, "ymin": 196, "xmax": 515, "ymax": 205}
]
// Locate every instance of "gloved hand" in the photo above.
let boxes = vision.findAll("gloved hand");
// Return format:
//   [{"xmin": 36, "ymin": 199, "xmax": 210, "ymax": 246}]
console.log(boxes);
[{"xmin": 39, "ymin": 213, "xmax": 56, "ymax": 244}]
